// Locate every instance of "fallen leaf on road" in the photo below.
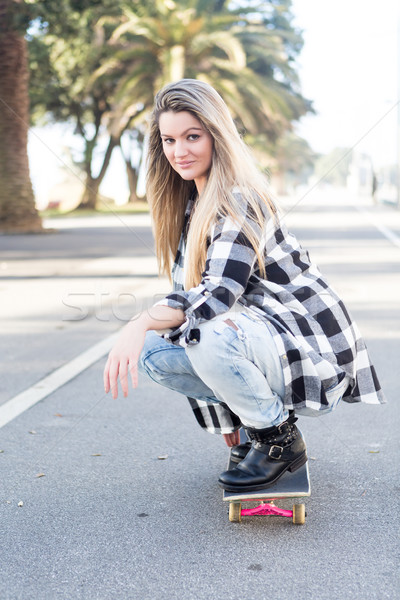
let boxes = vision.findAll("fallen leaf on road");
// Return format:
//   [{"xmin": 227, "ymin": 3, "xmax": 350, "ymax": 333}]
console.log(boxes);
[
  {"xmin": 0, "ymin": 450, "xmax": 4, "ymax": 453},
  {"xmin": 28, "ymin": 430, "xmax": 37, "ymax": 435},
  {"xmin": 157, "ymin": 455, "xmax": 168, "ymax": 460},
  {"xmin": 368, "ymin": 450, "xmax": 380, "ymax": 454},
  {"xmin": 54, "ymin": 413, "xmax": 63, "ymax": 417},
  {"xmin": 35, "ymin": 473, "xmax": 45, "ymax": 478},
  {"xmin": 91, "ymin": 453, "xmax": 102, "ymax": 456},
  {"xmin": 18, "ymin": 501, "xmax": 23, "ymax": 507}
]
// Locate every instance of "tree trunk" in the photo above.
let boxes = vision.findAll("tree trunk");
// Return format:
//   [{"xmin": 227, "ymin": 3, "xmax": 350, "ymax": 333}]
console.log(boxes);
[
  {"xmin": 166, "ymin": 45, "xmax": 185, "ymax": 83},
  {"xmin": 0, "ymin": 7, "xmax": 42, "ymax": 233},
  {"xmin": 79, "ymin": 176, "xmax": 101, "ymax": 209},
  {"xmin": 78, "ymin": 135, "xmax": 119, "ymax": 209},
  {"xmin": 125, "ymin": 160, "xmax": 139, "ymax": 203}
]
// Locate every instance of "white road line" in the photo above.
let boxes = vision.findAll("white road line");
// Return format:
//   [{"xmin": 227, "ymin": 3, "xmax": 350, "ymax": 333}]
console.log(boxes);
[
  {"xmin": 0, "ymin": 275, "xmax": 167, "ymax": 429},
  {"xmin": 356, "ymin": 206, "xmax": 400, "ymax": 248},
  {"xmin": 0, "ymin": 332, "xmax": 118, "ymax": 429},
  {"xmin": 372, "ymin": 222, "xmax": 400, "ymax": 248}
]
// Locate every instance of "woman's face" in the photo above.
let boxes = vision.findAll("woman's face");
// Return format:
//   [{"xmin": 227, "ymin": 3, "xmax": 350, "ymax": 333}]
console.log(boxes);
[{"xmin": 159, "ymin": 110, "xmax": 213, "ymax": 194}]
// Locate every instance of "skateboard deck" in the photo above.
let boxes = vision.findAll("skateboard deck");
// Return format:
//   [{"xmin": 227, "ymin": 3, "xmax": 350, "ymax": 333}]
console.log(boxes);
[{"xmin": 223, "ymin": 432, "xmax": 311, "ymax": 523}]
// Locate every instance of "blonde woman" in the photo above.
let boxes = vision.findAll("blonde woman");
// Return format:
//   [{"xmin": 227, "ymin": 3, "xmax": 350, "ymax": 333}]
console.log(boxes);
[{"xmin": 104, "ymin": 79, "xmax": 385, "ymax": 492}]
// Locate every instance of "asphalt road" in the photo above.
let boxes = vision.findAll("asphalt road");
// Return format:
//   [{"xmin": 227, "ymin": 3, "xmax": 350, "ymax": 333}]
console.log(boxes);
[{"xmin": 0, "ymin": 191, "xmax": 399, "ymax": 600}]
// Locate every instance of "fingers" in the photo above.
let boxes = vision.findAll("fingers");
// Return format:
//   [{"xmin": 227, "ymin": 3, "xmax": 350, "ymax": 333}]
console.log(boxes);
[
  {"xmin": 108, "ymin": 356, "xmax": 121, "ymax": 399},
  {"xmin": 222, "ymin": 431, "xmax": 241, "ymax": 447},
  {"xmin": 222, "ymin": 434, "xmax": 232, "ymax": 447},
  {"xmin": 223, "ymin": 432, "xmax": 236, "ymax": 447},
  {"xmin": 103, "ymin": 321, "xmax": 145, "ymax": 399},
  {"xmin": 103, "ymin": 354, "xmax": 139, "ymax": 398},
  {"xmin": 119, "ymin": 359, "xmax": 129, "ymax": 398},
  {"xmin": 233, "ymin": 429, "xmax": 241, "ymax": 446},
  {"xmin": 129, "ymin": 360, "xmax": 138, "ymax": 389},
  {"xmin": 103, "ymin": 358, "xmax": 111, "ymax": 394}
]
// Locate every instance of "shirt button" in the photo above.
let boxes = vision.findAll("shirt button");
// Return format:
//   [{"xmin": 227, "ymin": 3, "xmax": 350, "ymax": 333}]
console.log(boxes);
[
  {"xmin": 282, "ymin": 354, "xmax": 287, "ymax": 360},
  {"xmin": 204, "ymin": 291, "xmax": 211, "ymax": 296}
]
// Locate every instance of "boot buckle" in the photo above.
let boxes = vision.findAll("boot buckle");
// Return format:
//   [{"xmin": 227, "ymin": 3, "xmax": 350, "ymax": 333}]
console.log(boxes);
[
  {"xmin": 277, "ymin": 421, "xmax": 291, "ymax": 434},
  {"xmin": 269, "ymin": 445, "xmax": 283, "ymax": 460}
]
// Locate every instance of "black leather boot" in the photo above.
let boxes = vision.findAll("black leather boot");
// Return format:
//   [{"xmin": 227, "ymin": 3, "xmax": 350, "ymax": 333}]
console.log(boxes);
[
  {"xmin": 230, "ymin": 442, "xmax": 251, "ymax": 463},
  {"xmin": 218, "ymin": 416, "xmax": 307, "ymax": 492}
]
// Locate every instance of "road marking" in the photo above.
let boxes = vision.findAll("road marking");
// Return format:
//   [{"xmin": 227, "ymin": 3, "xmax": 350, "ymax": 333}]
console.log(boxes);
[
  {"xmin": 356, "ymin": 206, "xmax": 400, "ymax": 248},
  {"xmin": 0, "ymin": 276, "xmax": 167, "ymax": 429},
  {"xmin": 0, "ymin": 332, "xmax": 118, "ymax": 429},
  {"xmin": 372, "ymin": 222, "xmax": 400, "ymax": 248}
]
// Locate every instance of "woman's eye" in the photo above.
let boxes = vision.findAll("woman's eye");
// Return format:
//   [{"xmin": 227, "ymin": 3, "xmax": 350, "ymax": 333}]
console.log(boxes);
[
  {"xmin": 188, "ymin": 134, "xmax": 200, "ymax": 141},
  {"xmin": 164, "ymin": 138, "xmax": 174, "ymax": 144}
]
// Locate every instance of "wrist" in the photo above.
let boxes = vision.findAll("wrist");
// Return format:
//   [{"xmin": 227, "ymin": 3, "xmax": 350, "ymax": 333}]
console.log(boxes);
[
  {"xmin": 134, "ymin": 311, "xmax": 153, "ymax": 331},
  {"xmin": 127, "ymin": 312, "xmax": 150, "ymax": 332},
  {"xmin": 129, "ymin": 305, "xmax": 185, "ymax": 333}
]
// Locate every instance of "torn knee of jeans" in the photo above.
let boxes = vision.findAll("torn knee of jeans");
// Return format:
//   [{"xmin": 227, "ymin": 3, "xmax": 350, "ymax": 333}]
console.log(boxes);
[{"xmin": 224, "ymin": 318, "xmax": 238, "ymax": 331}]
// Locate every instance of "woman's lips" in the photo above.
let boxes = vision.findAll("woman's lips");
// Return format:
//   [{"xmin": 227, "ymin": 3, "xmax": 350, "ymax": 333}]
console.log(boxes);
[{"xmin": 176, "ymin": 161, "xmax": 194, "ymax": 168}]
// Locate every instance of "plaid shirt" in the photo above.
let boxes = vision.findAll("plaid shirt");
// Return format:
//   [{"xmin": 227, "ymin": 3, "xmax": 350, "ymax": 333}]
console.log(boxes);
[{"xmin": 156, "ymin": 195, "xmax": 385, "ymax": 434}]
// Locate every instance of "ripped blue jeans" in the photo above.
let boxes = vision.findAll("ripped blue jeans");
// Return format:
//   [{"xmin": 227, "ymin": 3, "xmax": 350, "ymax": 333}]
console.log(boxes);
[{"xmin": 139, "ymin": 311, "xmax": 289, "ymax": 429}]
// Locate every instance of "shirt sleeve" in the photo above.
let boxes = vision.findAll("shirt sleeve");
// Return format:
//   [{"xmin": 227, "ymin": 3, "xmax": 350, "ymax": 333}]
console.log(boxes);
[{"xmin": 155, "ymin": 207, "xmax": 262, "ymax": 347}]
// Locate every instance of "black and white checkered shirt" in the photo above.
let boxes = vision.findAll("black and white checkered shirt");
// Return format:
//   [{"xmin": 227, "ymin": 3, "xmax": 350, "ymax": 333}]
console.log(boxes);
[{"xmin": 156, "ymin": 195, "xmax": 385, "ymax": 434}]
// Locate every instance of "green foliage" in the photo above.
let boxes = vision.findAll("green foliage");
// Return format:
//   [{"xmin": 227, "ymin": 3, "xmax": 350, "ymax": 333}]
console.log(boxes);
[
  {"xmin": 29, "ymin": 1, "xmax": 121, "ymax": 124},
  {"xmin": 27, "ymin": 0, "xmax": 313, "ymax": 205},
  {"xmin": 88, "ymin": 0, "xmax": 311, "ymax": 138}
]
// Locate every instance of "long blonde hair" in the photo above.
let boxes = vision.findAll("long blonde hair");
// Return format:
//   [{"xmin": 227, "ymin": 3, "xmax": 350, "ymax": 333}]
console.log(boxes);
[{"xmin": 146, "ymin": 79, "xmax": 277, "ymax": 289}]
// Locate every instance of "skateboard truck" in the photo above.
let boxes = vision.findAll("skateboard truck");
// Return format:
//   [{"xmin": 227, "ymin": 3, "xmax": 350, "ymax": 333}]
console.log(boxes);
[
  {"xmin": 228, "ymin": 499, "xmax": 306, "ymax": 523},
  {"xmin": 241, "ymin": 500, "xmax": 293, "ymax": 518}
]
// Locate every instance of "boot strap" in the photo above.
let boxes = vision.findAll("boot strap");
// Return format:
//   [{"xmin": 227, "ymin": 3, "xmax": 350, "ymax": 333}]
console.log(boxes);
[
  {"xmin": 268, "ymin": 445, "xmax": 284, "ymax": 460},
  {"xmin": 248, "ymin": 422, "xmax": 296, "ymax": 444}
]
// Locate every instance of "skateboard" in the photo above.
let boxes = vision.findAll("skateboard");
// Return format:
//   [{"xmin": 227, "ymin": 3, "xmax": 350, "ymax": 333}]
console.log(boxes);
[{"xmin": 222, "ymin": 432, "xmax": 311, "ymax": 524}]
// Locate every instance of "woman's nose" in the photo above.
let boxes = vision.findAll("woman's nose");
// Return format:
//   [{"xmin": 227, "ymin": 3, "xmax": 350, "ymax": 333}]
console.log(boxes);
[{"xmin": 174, "ymin": 141, "xmax": 188, "ymax": 158}]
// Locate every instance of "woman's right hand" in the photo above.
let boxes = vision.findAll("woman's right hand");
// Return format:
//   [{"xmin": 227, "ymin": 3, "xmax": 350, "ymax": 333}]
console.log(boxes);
[
  {"xmin": 103, "ymin": 304, "xmax": 185, "ymax": 399},
  {"xmin": 103, "ymin": 320, "xmax": 146, "ymax": 399}
]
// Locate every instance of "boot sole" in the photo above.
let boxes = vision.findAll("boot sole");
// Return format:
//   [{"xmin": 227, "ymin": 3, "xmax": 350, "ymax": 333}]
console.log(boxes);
[{"xmin": 219, "ymin": 452, "xmax": 308, "ymax": 492}]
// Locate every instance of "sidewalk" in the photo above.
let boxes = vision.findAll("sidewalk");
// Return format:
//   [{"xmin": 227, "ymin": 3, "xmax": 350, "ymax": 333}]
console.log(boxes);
[{"xmin": 0, "ymin": 192, "xmax": 399, "ymax": 600}]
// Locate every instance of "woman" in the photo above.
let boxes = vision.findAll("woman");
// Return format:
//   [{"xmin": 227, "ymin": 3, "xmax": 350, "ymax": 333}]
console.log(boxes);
[{"xmin": 103, "ymin": 79, "xmax": 385, "ymax": 492}]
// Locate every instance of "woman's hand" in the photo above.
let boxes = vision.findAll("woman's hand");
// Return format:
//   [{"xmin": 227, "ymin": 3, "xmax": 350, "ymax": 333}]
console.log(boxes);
[
  {"xmin": 222, "ymin": 431, "xmax": 241, "ymax": 447},
  {"xmin": 103, "ymin": 320, "xmax": 146, "ymax": 399},
  {"xmin": 103, "ymin": 305, "xmax": 185, "ymax": 399}
]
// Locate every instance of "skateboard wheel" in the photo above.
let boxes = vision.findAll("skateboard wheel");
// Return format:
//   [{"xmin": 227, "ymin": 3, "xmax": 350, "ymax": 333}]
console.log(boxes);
[
  {"xmin": 292, "ymin": 503, "xmax": 306, "ymax": 525},
  {"xmin": 229, "ymin": 502, "xmax": 242, "ymax": 522}
]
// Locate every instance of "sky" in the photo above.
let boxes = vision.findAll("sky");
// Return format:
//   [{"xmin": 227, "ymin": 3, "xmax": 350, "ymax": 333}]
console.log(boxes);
[
  {"xmin": 29, "ymin": 0, "xmax": 400, "ymax": 206},
  {"xmin": 290, "ymin": 0, "xmax": 399, "ymax": 165}
]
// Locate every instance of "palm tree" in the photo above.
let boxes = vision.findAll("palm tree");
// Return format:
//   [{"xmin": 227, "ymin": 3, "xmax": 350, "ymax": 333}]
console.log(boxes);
[
  {"xmin": 95, "ymin": 0, "xmax": 306, "ymax": 134},
  {"xmin": 90, "ymin": 0, "xmax": 311, "ymax": 201},
  {"xmin": 0, "ymin": 0, "xmax": 42, "ymax": 233},
  {"xmin": 27, "ymin": 0, "xmax": 310, "ymax": 209}
]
